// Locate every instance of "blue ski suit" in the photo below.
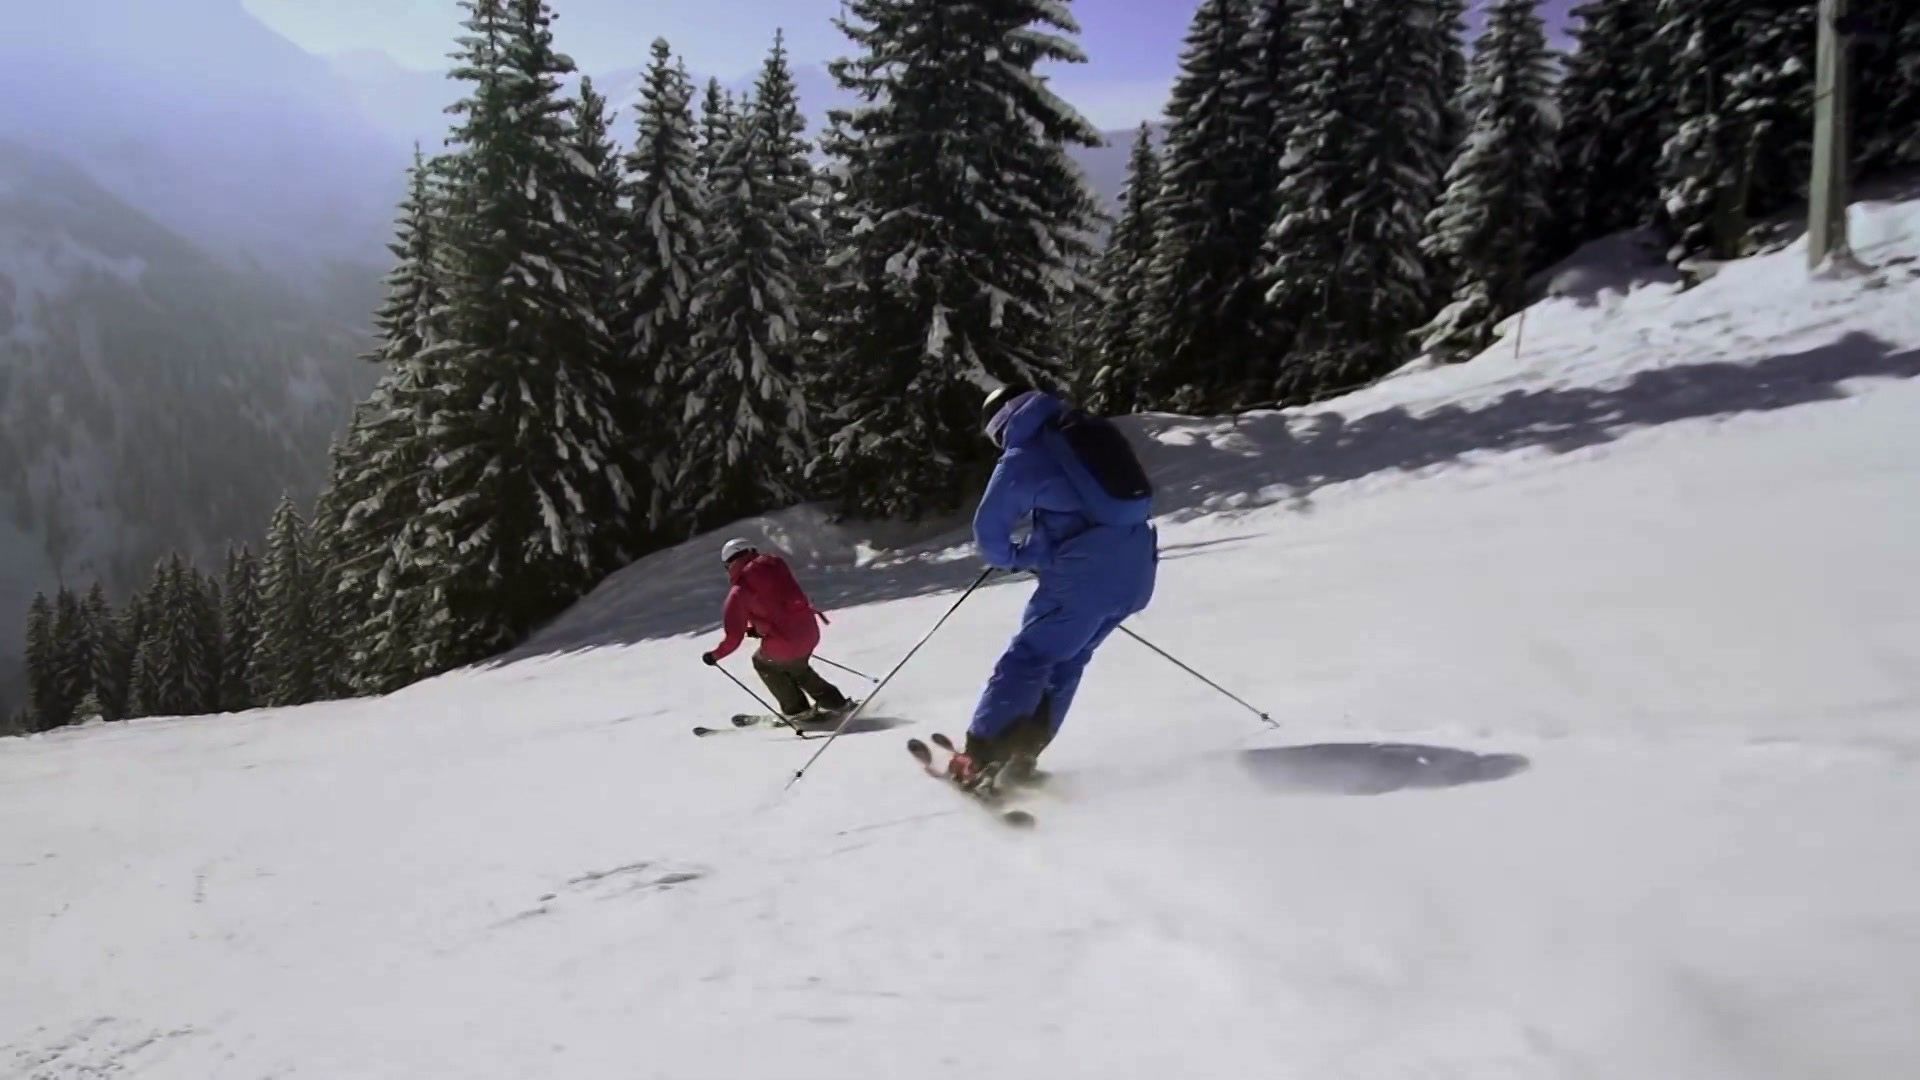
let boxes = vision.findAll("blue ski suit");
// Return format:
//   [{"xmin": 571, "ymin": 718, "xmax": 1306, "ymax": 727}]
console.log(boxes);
[{"xmin": 969, "ymin": 392, "xmax": 1158, "ymax": 744}]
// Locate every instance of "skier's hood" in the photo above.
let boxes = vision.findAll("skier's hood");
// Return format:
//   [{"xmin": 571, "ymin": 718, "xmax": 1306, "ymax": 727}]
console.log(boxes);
[{"xmin": 996, "ymin": 391, "xmax": 1066, "ymax": 451}]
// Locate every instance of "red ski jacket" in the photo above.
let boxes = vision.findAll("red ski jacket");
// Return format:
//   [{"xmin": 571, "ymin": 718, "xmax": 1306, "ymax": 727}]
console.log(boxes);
[{"xmin": 710, "ymin": 553, "xmax": 827, "ymax": 663}]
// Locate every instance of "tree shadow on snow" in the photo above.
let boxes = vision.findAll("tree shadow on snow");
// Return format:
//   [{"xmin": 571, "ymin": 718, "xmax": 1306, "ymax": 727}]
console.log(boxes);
[
  {"xmin": 1239, "ymin": 743, "xmax": 1530, "ymax": 796},
  {"xmin": 1137, "ymin": 331, "xmax": 1920, "ymax": 528},
  {"xmin": 502, "ymin": 331, "xmax": 1920, "ymax": 665}
]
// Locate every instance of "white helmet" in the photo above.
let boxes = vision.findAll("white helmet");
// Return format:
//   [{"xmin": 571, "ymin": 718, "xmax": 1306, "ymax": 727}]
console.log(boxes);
[{"xmin": 720, "ymin": 538, "xmax": 757, "ymax": 565}]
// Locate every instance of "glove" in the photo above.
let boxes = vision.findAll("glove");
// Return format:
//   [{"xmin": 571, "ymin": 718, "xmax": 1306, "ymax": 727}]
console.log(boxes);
[{"xmin": 701, "ymin": 652, "xmax": 718, "ymax": 667}]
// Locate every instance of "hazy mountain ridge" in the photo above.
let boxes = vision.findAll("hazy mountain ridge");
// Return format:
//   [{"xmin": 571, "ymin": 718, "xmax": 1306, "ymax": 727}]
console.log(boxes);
[{"xmin": 0, "ymin": 141, "xmax": 377, "ymax": 716}]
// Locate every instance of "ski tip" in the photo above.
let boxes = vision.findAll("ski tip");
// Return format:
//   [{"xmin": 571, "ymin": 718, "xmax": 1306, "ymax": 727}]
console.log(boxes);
[
  {"xmin": 1003, "ymin": 809, "xmax": 1037, "ymax": 828},
  {"xmin": 906, "ymin": 738, "xmax": 933, "ymax": 765},
  {"xmin": 691, "ymin": 726, "xmax": 716, "ymax": 737},
  {"xmin": 930, "ymin": 732, "xmax": 957, "ymax": 752}
]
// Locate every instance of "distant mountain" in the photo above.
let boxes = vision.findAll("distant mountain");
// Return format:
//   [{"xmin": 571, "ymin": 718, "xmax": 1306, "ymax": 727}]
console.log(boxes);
[
  {"xmin": 0, "ymin": 0, "xmax": 405, "ymax": 270},
  {"xmin": 328, "ymin": 49, "xmax": 465, "ymax": 153},
  {"xmin": 0, "ymin": 140, "xmax": 377, "ymax": 716}
]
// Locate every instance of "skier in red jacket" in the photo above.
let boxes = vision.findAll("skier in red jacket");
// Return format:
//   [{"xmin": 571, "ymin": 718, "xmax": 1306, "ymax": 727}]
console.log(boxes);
[{"xmin": 702, "ymin": 539, "xmax": 853, "ymax": 721}]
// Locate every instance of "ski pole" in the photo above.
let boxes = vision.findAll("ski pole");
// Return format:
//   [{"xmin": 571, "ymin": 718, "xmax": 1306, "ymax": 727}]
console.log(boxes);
[
  {"xmin": 813, "ymin": 654, "xmax": 880, "ymax": 684},
  {"xmin": 786, "ymin": 567, "xmax": 996, "ymax": 789},
  {"xmin": 710, "ymin": 661, "xmax": 805, "ymax": 734},
  {"xmin": 1117, "ymin": 625, "xmax": 1277, "ymax": 728}
]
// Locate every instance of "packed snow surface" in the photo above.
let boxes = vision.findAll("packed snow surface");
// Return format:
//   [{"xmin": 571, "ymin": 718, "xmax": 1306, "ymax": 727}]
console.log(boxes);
[{"xmin": 6, "ymin": 197, "xmax": 1920, "ymax": 1078}]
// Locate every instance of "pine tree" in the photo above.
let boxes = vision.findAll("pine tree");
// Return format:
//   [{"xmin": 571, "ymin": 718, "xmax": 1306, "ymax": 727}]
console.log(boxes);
[
  {"xmin": 365, "ymin": 148, "xmax": 449, "ymax": 369},
  {"xmin": 1656, "ymin": 0, "xmax": 1814, "ymax": 261},
  {"xmin": 71, "ymin": 689, "xmax": 106, "ymax": 725},
  {"xmin": 114, "ymin": 592, "xmax": 148, "ymax": 719},
  {"xmin": 1141, "ymin": 0, "xmax": 1273, "ymax": 410},
  {"xmin": 189, "ymin": 568, "xmax": 223, "ymax": 713},
  {"xmin": 134, "ymin": 555, "xmax": 211, "ymax": 718},
  {"xmin": 219, "ymin": 547, "xmax": 262, "ymax": 712},
  {"xmin": 1418, "ymin": 0, "xmax": 1560, "ymax": 361},
  {"xmin": 1241, "ymin": 0, "xmax": 1307, "ymax": 227},
  {"xmin": 1859, "ymin": 0, "xmax": 1920, "ymax": 172},
  {"xmin": 403, "ymin": 0, "xmax": 637, "ymax": 672},
  {"xmin": 305, "ymin": 491, "xmax": 351, "ymax": 701},
  {"xmin": 82, "ymin": 583, "xmax": 124, "ymax": 721},
  {"xmin": 23, "ymin": 592, "xmax": 56, "ymax": 731},
  {"xmin": 815, "ymin": 0, "xmax": 1103, "ymax": 518},
  {"xmin": 1264, "ymin": 0, "xmax": 1452, "ymax": 399},
  {"xmin": 696, "ymin": 78, "xmax": 739, "ymax": 185},
  {"xmin": 1553, "ymin": 0, "xmax": 1669, "ymax": 252},
  {"xmin": 568, "ymin": 77, "xmax": 627, "ymax": 325},
  {"xmin": 676, "ymin": 32, "xmax": 818, "ymax": 533},
  {"xmin": 253, "ymin": 495, "xmax": 316, "ymax": 707},
  {"xmin": 1435, "ymin": 0, "xmax": 1472, "ymax": 152},
  {"xmin": 618, "ymin": 38, "xmax": 708, "ymax": 534},
  {"xmin": 1086, "ymin": 124, "xmax": 1164, "ymax": 414},
  {"xmin": 330, "ymin": 153, "xmax": 455, "ymax": 693},
  {"xmin": 51, "ymin": 587, "xmax": 91, "ymax": 727}
]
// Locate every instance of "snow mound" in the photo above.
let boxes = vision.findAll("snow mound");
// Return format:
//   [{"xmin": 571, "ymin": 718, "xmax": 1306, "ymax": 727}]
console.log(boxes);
[{"xmin": 5, "ymin": 196, "xmax": 1920, "ymax": 1079}]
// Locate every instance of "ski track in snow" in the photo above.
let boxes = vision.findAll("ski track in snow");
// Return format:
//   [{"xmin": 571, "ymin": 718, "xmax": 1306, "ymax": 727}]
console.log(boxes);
[{"xmin": 4, "ymin": 197, "xmax": 1920, "ymax": 1077}]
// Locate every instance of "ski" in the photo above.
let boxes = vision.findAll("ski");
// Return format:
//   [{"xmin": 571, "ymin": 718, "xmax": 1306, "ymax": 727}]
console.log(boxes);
[
  {"xmin": 695, "ymin": 703, "xmax": 861, "ymax": 739},
  {"xmin": 907, "ymin": 736, "xmax": 1036, "ymax": 828},
  {"xmin": 694, "ymin": 720, "xmax": 813, "ymax": 739}
]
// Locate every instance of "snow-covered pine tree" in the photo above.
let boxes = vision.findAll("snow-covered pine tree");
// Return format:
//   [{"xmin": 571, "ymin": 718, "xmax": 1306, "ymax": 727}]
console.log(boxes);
[
  {"xmin": 1141, "ymin": 0, "xmax": 1273, "ymax": 411},
  {"xmin": 51, "ymin": 587, "xmax": 91, "ymax": 729},
  {"xmin": 815, "ymin": 0, "xmax": 1103, "ymax": 518},
  {"xmin": 1858, "ymin": 0, "xmax": 1920, "ymax": 172},
  {"xmin": 1435, "ymin": 0, "xmax": 1471, "ymax": 151},
  {"xmin": 1240, "ymin": 0, "xmax": 1306, "ymax": 215},
  {"xmin": 1086, "ymin": 123, "xmax": 1164, "ymax": 414},
  {"xmin": 1264, "ymin": 0, "xmax": 1452, "ymax": 400},
  {"xmin": 1722, "ymin": 1, "xmax": 1815, "ymax": 225},
  {"xmin": 190, "ymin": 567, "xmax": 223, "ymax": 712},
  {"xmin": 253, "ymin": 494, "xmax": 316, "ymax": 707},
  {"xmin": 562, "ymin": 73, "xmax": 635, "ymax": 561},
  {"xmin": 113, "ymin": 590, "xmax": 148, "ymax": 719},
  {"xmin": 1656, "ymin": 0, "xmax": 1814, "ymax": 261},
  {"xmin": 675, "ymin": 32, "xmax": 818, "ymax": 534},
  {"xmin": 1424, "ymin": 0, "xmax": 1473, "ymax": 308},
  {"xmin": 71, "ymin": 689, "xmax": 106, "ymax": 725},
  {"xmin": 330, "ymin": 153, "xmax": 454, "ymax": 693},
  {"xmin": 23, "ymin": 592, "xmax": 56, "ymax": 731},
  {"xmin": 617, "ymin": 38, "xmax": 707, "ymax": 534},
  {"xmin": 82, "ymin": 583, "xmax": 124, "ymax": 721},
  {"xmin": 1552, "ymin": 0, "xmax": 1668, "ymax": 252},
  {"xmin": 568, "ymin": 76, "xmax": 626, "ymax": 312},
  {"xmin": 135, "ymin": 555, "xmax": 212, "ymax": 718},
  {"xmin": 366, "ymin": 148, "xmax": 449, "ymax": 369},
  {"xmin": 219, "ymin": 546, "xmax": 262, "ymax": 713},
  {"xmin": 1418, "ymin": 0, "xmax": 1559, "ymax": 361},
  {"xmin": 305, "ymin": 487, "xmax": 351, "ymax": 701},
  {"xmin": 696, "ymin": 78, "xmax": 738, "ymax": 185},
  {"xmin": 404, "ymin": 0, "xmax": 636, "ymax": 671}
]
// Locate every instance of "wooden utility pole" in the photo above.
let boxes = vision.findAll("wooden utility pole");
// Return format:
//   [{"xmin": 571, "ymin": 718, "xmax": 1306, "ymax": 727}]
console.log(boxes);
[{"xmin": 1809, "ymin": 0, "xmax": 1853, "ymax": 268}]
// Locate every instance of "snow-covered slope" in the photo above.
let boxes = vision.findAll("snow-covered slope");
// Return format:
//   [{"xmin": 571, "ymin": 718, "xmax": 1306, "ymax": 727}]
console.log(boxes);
[{"xmin": 5, "ymin": 194, "xmax": 1920, "ymax": 1078}]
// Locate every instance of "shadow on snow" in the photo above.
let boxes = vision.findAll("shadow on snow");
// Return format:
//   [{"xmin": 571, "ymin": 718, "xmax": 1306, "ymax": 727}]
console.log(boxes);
[
  {"xmin": 501, "ymin": 331, "xmax": 1919, "ymax": 665},
  {"xmin": 1239, "ymin": 742, "xmax": 1531, "ymax": 796}
]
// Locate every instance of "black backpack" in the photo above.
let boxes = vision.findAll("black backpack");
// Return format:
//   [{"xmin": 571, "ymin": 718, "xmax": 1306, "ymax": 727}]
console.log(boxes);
[{"xmin": 1052, "ymin": 409, "xmax": 1153, "ymax": 502}]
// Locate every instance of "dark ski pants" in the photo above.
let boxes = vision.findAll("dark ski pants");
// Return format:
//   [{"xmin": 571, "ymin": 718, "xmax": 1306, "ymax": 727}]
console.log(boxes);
[{"xmin": 753, "ymin": 652, "xmax": 849, "ymax": 716}]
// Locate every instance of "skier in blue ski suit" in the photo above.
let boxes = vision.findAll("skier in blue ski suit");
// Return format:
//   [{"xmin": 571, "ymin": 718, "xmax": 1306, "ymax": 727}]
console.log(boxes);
[{"xmin": 956, "ymin": 386, "xmax": 1158, "ymax": 781}]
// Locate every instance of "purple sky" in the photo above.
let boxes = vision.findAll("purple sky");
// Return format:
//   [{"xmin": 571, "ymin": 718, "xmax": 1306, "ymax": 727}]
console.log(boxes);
[{"xmin": 247, "ymin": 0, "xmax": 1580, "ymax": 130}]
